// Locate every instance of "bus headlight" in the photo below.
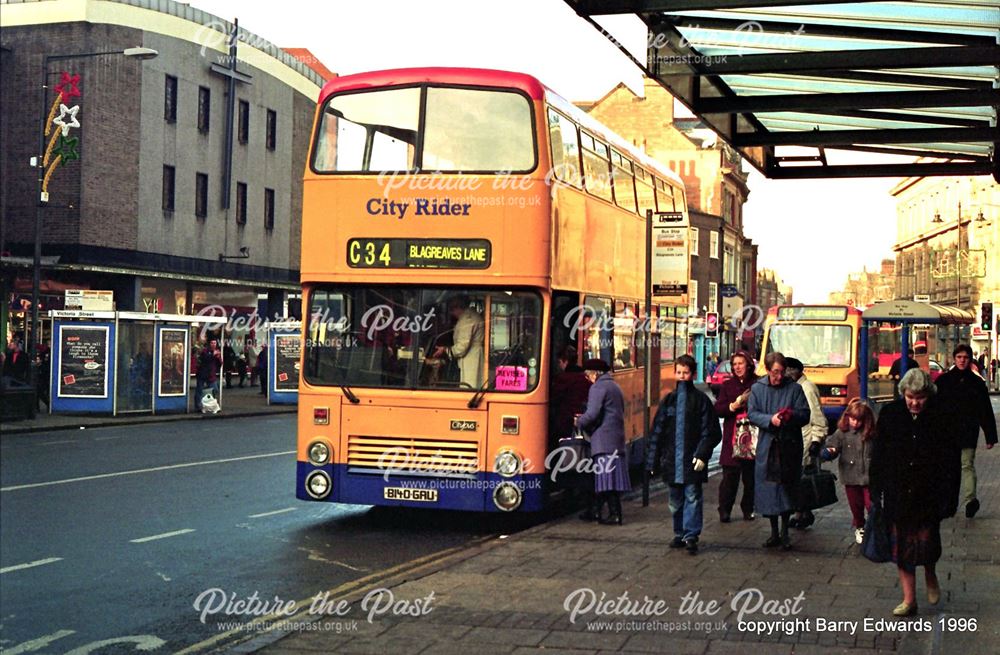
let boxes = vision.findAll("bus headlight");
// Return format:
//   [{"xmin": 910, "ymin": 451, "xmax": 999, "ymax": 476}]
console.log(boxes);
[
  {"xmin": 308, "ymin": 441, "xmax": 331, "ymax": 465},
  {"xmin": 494, "ymin": 450, "xmax": 522, "ymax": 478},
  {"xmin": 305, "ymin": 471, "xmax": 332, "ymax": 499},
  {"xmin": 493, "ymin": 482, "xmax": 522, "ymax": 511}
]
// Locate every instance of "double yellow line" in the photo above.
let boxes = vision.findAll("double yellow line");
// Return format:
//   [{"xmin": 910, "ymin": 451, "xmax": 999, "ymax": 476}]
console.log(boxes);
[{"xmin": 177, "ymin": 534, "xmax": 496, "ymax": 654}]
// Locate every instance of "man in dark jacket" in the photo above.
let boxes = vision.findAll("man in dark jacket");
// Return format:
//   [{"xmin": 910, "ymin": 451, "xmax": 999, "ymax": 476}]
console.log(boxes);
[
  {"xmin": 646, "ymin": 354, "xmax": 722, "ymax": 554},
  {"xmin": 935, "ymin": 344, "xmax": 998, "ymax": 518}
]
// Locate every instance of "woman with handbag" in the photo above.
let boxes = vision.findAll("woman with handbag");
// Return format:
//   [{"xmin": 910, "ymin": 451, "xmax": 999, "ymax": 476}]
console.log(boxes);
[
  {"xmin": 575, "ymin": 358, "xmax": 630, "ymax": 525},
  {"xmin": 869, "ymin": 369, "xmax": 960, "ymax": 617},
  {"xmin": 748, "ymin": 352, "xmax": 811, "ymax": 550},
  {"xmin": 713, "ymin": 351, "xmax": 758, "ymax": 523}
]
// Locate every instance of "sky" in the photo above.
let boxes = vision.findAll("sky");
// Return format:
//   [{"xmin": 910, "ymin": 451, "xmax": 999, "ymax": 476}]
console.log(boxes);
[{"xmin": 189, "ymin": 0, "xmax": 901, "ymax": 303}]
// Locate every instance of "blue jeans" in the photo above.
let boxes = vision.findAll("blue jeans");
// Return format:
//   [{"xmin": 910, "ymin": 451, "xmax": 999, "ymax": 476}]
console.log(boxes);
[
  {"xmin": 669, "ymin": 483, "xmax": 704, "ymax": 541},
  {"xmin": 195, "ymin": 379, "xmax": 219, "ymax": 410}
]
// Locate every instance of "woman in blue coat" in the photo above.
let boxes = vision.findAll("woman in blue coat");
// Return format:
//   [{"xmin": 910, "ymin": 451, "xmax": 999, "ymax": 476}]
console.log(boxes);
[
  {"xmin": 575, "ymin": 358, "xmax": 630, "ymax": 525},
  {"xmin": 748, "ymin": 352, "xmax": 810, "ymax": 550}
]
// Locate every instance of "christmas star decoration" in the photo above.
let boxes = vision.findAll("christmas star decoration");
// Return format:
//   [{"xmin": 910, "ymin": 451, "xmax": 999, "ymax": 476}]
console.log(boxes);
[
  {"xmin": 52, "ymin": 104, "xmax": 81, "ymax": 137},
  {"xmin": 54, "ymin": 135, "xmax": 80, "ymax": 163},
  {"xmin": 53, "ymin": 72, "xmax": 81, "ymax": 102}
]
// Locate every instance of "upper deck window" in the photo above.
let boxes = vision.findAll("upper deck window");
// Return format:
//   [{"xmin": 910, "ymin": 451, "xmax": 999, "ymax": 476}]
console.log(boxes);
[{"xmin": 312, "ymin": 85, "xmax": 535, "ymax": 174}]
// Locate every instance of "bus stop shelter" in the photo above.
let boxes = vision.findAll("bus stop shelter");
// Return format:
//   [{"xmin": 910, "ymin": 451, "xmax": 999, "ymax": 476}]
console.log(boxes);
[
  {"xmin": 47, "ymin": 310, "xmax": 227, "ymax": 416},
  {"xmin": 860, "ymin": 300, "xmax": 975, "ymax": 400}
]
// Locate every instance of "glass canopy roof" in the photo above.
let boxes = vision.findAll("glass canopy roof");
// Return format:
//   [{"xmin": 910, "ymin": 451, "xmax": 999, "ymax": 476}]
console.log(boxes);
[{"xmin": 565, "ymin": 1, "xmax": 999, "ymax": 180}]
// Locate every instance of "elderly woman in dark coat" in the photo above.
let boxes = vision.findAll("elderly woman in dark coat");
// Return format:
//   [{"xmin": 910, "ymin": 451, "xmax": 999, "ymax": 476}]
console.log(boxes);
[
  {"xmin": 870, "ymin": 368, "xmax": 960, "ymax": 617},
  {"xmin": 713, "ymin": 351, "xmax": 758, "ymax": 522},
  {"xmin": 575, "ymin": 358, "xmax": 630, "ymax": 525},
  {"xmin": 748, "ymin": 352, "xmax": 810, "ymax": 550}
]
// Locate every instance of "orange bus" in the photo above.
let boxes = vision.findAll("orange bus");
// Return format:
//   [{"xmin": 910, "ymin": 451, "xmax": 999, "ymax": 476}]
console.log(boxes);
[
  {"xmin": 296, "ymin": 68, "xmax": 690, "ymax": 512},
  {"xmin": 757, "ymin": 305, "xmax": 862, "ymax": 425}
]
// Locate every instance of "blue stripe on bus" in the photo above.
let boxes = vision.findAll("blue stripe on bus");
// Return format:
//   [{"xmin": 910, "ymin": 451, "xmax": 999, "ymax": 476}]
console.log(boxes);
[{"xmin": 296, "ymin": 462, "xmax": 546, "ymax": 512}]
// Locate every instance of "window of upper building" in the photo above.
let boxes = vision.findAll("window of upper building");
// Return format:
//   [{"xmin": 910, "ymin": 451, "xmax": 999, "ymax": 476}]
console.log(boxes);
[
  {"xmin": 264, "ymin": 188, "xmax": 275, "ymax": 230},
  {"xmin": 238, "ymin": 100, "xmax": 250, "ymax": 144},
  {"xmin": 164, "ymin": 75, "xmax": 177, "ymax": 123},
  {"xmin": 162, "ymin": 165, "xmax": 175, "ymax": 212},
  {"xmin": 690, "ymin": 227, "xmax": 700, "ymax": 257},
  {"xmin": 710, "ymin": 231, "xmax": 719, "ymax": 259},
  {"xmin": 196, "ymin": 173, "xmax": 208, "ymax": 219},
  {"xmin": 688, "ymin": 279, "xmax": 698, "ymax": 314},
  {"xmin": 198, "ymin": 86, "xmax": 211, "ymax": 133},
  {"xmin": 266, "ymin": 109, "xmax": 277, "ymax": 151},
  {"xmin": 236, "ymin": 182, "xmax": 247, "ymax": 225},
  {"xmin": 708, "ymin": 282, "xmax": 718, "ymax": 313}
]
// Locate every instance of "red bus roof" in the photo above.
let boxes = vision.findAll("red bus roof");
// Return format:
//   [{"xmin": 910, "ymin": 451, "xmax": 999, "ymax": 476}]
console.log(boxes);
[{"xmin": 318, "ymin": 67, "xmax": 546, "ymax": 103}]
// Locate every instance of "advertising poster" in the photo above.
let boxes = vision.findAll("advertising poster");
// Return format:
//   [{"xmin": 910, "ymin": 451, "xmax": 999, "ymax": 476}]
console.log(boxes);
[
  {"xmin": 158, "ymin": 328, "xmax": 188, "ymax": 397},
  {"xmin": 58, "ymin": 326, "xmax": 109, "ymax": 398},
  {"xmin": 273, "ymin": 334, "xmax": 301, "ymax": 392}
]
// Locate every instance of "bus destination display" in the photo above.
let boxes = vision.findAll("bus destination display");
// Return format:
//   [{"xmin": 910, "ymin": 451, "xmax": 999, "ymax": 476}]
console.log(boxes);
[
  {"xmin": 776, "ymin": 306, "xmax": 849, "ymax": 322},
  {"xmin": 348, "ymin": 238, "xmax": 491, "ymax": 269}
]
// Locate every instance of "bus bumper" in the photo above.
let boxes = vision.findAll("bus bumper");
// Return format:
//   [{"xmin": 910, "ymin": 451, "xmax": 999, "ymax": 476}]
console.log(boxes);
[{"xmin": 296, "ymin": 462, "xmax": 546, "ymax": 512}]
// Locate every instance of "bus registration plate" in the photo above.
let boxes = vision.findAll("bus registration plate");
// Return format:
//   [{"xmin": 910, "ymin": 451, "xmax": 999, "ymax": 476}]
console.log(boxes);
[{"xmin": 384, "ymin": 487, "xmax": 438, "ymax": 502}]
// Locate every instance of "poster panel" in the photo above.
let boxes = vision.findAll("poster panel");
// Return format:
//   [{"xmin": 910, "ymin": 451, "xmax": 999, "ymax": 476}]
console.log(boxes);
[
  {"xmin": 58, "ymin": 326, "xmax": 110, "ymax": 398},
  {"xmin": 273, "ymin": 333, "xmax": 301, "ymax": 392},
  {"xmin": 158, "ymin": 328, "xmax": 189, "ymax": 397}
]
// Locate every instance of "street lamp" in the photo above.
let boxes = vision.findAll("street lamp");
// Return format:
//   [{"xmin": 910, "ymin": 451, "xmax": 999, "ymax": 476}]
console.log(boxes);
[{"xmin": 29, "ymin": 46, "xmax": 158, "ymax": 399}]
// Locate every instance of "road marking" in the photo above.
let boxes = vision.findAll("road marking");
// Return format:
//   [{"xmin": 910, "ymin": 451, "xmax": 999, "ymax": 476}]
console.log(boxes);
[
  {"xmin": 0, "ymin": 450, "xmax": 295, "ymax": 492},
  {"xmin": 175, "ymin": 535, "xmax": 496, "ymax": 655},
  {"xmin": 64, "ymin": 635, "xmax": 165, "ymax": 654},
  {"xmin": 130, "ymin": 529, "xmax": 195, "ymax": 543},
  {"xmin": 0, "ymin": 557, "xmax": 64, "ymax": 574},
  {"xmin": 1, "ymin": 630, "xmax": 76, "ymax": 654},
  {"xmin": 248, "ymin": 507, "xmax": 298, "ymax": 518},
  {"xmin": 37, "ymin": 440, "xmax": 76, "ymax": 446}
]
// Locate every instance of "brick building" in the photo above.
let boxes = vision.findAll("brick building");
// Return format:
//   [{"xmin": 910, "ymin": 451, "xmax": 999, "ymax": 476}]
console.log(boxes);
[
  {"xmin": 580, "ymin": 77, "xmax": 757, "ymax": 363},
  {"xmin": 0, "ymin": 0, "xmax": 333, "ymax": 346},
  {"xmin": 828, "ymin": 259, "xmax": 895, "ymax": 309}
]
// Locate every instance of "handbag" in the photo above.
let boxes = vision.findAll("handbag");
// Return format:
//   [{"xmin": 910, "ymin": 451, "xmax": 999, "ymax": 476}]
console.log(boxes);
[
  {"xmin": 732, "ymin": 413, "xmax": 758, "ymax": 460},
  {"xmin": 861, "ymin": 498, "xmax": 892, "ymax": 563},
  {"xmin": 553, "ymin": 429, "xmax": 592, "ymax": 490},
  {"xmin": 796, "ymin": 460, "xmax": 838, "ymax": 510}
]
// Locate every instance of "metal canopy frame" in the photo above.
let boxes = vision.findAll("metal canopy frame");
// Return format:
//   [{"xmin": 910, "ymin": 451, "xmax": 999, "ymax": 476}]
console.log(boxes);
[{"xmin": 565, "ymin": 0, "xmax": 1000, "ymax": 180}]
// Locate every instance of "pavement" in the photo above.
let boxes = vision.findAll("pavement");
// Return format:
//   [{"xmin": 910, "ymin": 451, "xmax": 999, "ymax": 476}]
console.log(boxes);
[
  {"xmin": 239, "ymin": 417, "xmax": 1000, "ymax": 654},
  {"xmin": 0, "ymin": 384, "xmax": 294, "ymax": 435}
]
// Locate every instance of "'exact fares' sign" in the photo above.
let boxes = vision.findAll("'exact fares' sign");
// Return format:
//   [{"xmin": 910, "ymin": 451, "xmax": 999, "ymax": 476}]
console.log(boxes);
[{"xmin": 348, "ymin": 238, "xmax": 491, "ymax": 269}]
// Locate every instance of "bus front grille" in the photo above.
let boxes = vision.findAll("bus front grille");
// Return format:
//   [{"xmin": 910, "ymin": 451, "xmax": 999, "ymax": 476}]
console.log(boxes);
[{"xmin": 346, "ymin": 435, "xmax": 480, "ymax": 478}]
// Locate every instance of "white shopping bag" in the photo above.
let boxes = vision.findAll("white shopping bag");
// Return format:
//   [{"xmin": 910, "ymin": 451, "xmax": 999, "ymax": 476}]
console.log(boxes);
[{"xmin": 201, "ymin": 392, "xmax": 221, "ymax": 414}]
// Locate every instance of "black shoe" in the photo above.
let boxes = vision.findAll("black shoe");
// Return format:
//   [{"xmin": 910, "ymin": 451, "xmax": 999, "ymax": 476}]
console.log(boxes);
[
  {"xmin": 796, "ymin": 513, "xmax": 815, "ymax": 530},
  {"xmin": 966, "ymin": 499, "xmax": 980, "ymax": 518},
  {"xmin": 719, "ymin": 510, "xmax": 731, "ymax": 523},
  {"xmin": 669, "ymin": 537, "xmax": 685, "ymax": 549},
  {"xmin": 685, "ymin": 538, "xmax": 698, "ymax": 555},
  {"xmin": 781, "ymin": 535, "xmax": 792, "ymax": 550},
  {"xmin": 764, "ymin": 536, "xmax": 781, "ymax": 548},
  {"xmin": 743, "ymin": 512, "xmax": 756, "ymax": 521},
  {"xmin": 788, "ymin": 517, "xmax": 800, "ymax": 529},
  {"xmin": 598, "ymin": 513, "xmax": 622, "ymax": 526}
]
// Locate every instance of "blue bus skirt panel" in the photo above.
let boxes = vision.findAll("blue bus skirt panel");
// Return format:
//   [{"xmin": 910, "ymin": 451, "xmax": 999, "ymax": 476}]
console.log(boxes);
[{"xmin": 296, "ymin": 462, "xmax": 546, "ymax": 512}]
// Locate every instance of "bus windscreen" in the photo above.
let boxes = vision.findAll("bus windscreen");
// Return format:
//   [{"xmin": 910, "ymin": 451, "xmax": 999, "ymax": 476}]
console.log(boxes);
[{"xmin": 765, "ymin": 324, "xmax": 853, "ymax": 368}]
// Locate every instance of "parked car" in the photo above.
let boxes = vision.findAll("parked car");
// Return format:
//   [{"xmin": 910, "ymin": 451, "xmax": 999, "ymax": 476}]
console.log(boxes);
[{"xmin": 708, "ymin": 360, "xmax": 732, "ymax": 394}]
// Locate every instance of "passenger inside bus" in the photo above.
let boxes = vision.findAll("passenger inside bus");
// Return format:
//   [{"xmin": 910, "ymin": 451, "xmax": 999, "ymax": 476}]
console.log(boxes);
[{"xmin": 432, "ymin": 295, "xmax": 485, "ymax": 388}]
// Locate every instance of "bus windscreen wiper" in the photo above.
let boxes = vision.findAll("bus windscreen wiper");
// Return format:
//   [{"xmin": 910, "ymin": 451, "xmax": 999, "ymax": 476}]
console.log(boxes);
[
  {"xmin": 467, "ymin": 343, "xmax": 521, "ymax": 409},
  {"xmin": 340, "ymin": 384, "xmax": 360, "ymax": 404}
]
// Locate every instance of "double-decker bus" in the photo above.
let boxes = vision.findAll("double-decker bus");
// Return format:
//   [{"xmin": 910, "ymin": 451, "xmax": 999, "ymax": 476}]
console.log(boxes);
[
  {"xmin": 758, "ymin": 305, "xmax": 862, "ymax": 425},
  {"xmin": 296, "ymin": 68, "xmax": 690, "ymax": 512}
]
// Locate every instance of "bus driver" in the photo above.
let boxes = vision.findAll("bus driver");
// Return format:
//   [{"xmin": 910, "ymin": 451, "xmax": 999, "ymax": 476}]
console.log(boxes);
[{"xmin": 433, "ymin": 295, "xmax": 485, "ymax": 388}]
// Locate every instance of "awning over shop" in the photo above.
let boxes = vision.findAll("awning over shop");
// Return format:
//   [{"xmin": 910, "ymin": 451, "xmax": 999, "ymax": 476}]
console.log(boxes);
[
  {"xmin": 862, "ymin": 299, "xmax": 976, "ymax": 324},
  {"xmin": 565, "ymin": 1, "xmax": 1000, "ymax": 180}
]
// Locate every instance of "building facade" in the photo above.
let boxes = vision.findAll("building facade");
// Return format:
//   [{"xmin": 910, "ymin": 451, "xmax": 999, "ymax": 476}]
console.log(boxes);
[
  {"xmin": 580, "ymin": 77, "xmax": 756, "ymax": 364},
  {"xmin": 891, "ymin": 174, "xmax": 1000, "ymax": 362},
  {"xmin": 0, "ymin": 0, "xmax": 332, "ymax": 347},
  {"xmin": 828, "ymin": 259, "xmax": 895, "ymax": 309}
]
